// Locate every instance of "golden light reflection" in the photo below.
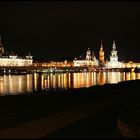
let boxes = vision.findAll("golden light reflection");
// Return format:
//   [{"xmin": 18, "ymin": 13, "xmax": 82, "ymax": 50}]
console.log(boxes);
[
  {"xmin": 0, "ymin": 71, "xmax": 140, "ymax": 95},
  {"xmin": 46, "ymin": 75, "xmax": 50, "ymax": 89},
  {"xmin": 125, "ymin": 72, "xmax": 130, "ymax": 81},
  {"xmin": 27, "ymin": 74, "xmax": 30, "ymax": 92},
  {"xmin": 34, "ymin": 73, "xmax": 38, "ymax": 90},
  {"xmin": 0, "ymin": 82, "xmax": 3, "ymax": 95},
  {"xmin": 39, "ymin": 71, "xmax": 135, "ymax": 89},
  {"xmin": 0, "ymin": 74, "xmax": 33, "ymax": 95},
  {"xmin": 136, "ymin": 73, "xmax": 140, "ymax": 79},
  {"xmin": 93, "ymin": 72, "xmax": 96, "ymax": 85},
  {"xmin": 86, "ymin": 73, "xmax": 90, "ymax": 86},
  {"xmin": 63, "ymin": 73, "xmax": 67, "ymax": 89},
  {"xmin": 52, "ymin": 74, "xmax": 56, "ymax": 89},
  {"xmin": 73, "ymin": 73, "xmax": 79, "ymax": 88},
  {"xmin": 72, "ymin": 72, "xmax": 96, "ymax": 88},
  {"xmin": 26, "ymin": 74, "xmax": 32, "ymax": 93},
  {"xmin": 58, "ymin": 74, "xmax": 61, "ymax": 88},
  {"xmin": 107, "ymin": 72, "xmax": 121, "ymax": 84},
  {"xmin": 130, "ymin": 72, "xmax": 136, "ymax": 80},
  {"xmin": 18, "ymin": 77, "xmax": 22, "ymax": 93},
  {"xmin": 9, "ymin": 76, "xmax": 13, "ymax": 93},
  {"xmin": 122, "ymin": 72, "xmax": 126, "ymax": 81},
  {"xmin": 68, "ymin": 73, "xmax": 71, "ymax": 88},
  {"xmin": 41, "ymin": 75, "xmax": 44, "ymax": 90},
  {"xmin": 97, "ymin": 72, "xmax": 106, "ymax": 85}
]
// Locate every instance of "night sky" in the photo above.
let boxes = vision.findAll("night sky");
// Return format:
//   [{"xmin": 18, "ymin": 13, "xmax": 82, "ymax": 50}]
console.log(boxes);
[{"xmin": 0, "ymin": 1, "xmax": 140, "ymax": 62}]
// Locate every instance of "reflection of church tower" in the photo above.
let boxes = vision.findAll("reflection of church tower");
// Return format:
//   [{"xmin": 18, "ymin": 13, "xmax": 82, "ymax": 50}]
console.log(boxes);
[
  {"xmin": 99, "ymin": 39, "xmax": 105, "ymax": 66},
  {"xmin": 86, "ymin": 48, "xmax": 91, "ymax": 60},
  {"xmin": 0, "ymin": 36, "xmax": 4, "ymax": 57},
  {"xmin": 110, "ymin": 40, "xmax": 118, "ymax": 63}
]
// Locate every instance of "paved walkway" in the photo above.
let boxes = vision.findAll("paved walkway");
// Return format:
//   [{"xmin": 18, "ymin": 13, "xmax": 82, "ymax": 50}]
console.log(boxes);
[{"xmin": 0, "ymin": 95, "xmax": 119, "ymax": 139}]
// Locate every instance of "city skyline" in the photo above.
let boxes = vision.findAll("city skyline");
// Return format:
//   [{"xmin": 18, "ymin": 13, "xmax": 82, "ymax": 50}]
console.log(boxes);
[{"xmin": 0, "ymin": 1, "xmax": 140, "ymax": 61}]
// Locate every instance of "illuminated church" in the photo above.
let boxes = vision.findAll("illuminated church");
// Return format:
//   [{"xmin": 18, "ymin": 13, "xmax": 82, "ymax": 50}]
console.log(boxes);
[
  {"xmin": 99, "ymin": 39, "xmax": 105, "ymax": 67},
  {"xmin": 73, "ymin": 39, "xmax": 123, "ymax": 68},
  {"xmin": 73, "ymin": 48, "xmax": 98, "ymax": 67},
  {"xmin": 106, "ymin": 40, "xmax": 123, "ymax": 68},
  {"xmin": 0, "ymin": 36, "xmax": 33, "ymax": 67}
]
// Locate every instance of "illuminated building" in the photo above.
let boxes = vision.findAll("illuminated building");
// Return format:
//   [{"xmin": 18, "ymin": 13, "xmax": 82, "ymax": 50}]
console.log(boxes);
[
  {"xmin": 0, "ymin": 36, "xmax": 33, "ymax": 67},
  {"xmin": 33, "ymin": 60, "xmax": 73, "ymax": 67},
  {"xmin": 99, "ymin": 39, "xmax": 105, "ymax": 67},
  {"xmin": 73, "ymin": 48, "xmax": 98, "ymax": 67},
  {"xmin": 122, "ymin": 61, "xmax": 140, "ymax": 68},
  {"xmin": 106, "ymin": 40, "xmax": 123, "ymax": 68}
]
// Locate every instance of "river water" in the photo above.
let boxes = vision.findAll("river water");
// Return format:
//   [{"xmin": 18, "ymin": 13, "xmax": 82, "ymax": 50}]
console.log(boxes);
[{"xmin": 0, "ymin": 72, "xmax": 139, "ymax": 95}]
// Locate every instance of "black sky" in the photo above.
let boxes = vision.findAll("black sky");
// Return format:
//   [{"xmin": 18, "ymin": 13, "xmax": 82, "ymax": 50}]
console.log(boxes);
[{"xmin": 0, "ymin": 1, "xmax": 140, "ymax": 62}]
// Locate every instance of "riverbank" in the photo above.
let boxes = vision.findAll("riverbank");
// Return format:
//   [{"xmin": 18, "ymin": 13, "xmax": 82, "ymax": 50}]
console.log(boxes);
[
  {"xmin": 0, "ymin": 79, "xmax": 139, "ymax": 138},
  {"xmin": 0, "ymin": 65, "xmax": 138, "ymax": 75}
]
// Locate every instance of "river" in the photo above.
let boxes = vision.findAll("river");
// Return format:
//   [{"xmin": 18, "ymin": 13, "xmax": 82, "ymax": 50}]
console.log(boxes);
[{"xmin": 0, "ymin": 72, "xmax": 139, "ymax": 95}]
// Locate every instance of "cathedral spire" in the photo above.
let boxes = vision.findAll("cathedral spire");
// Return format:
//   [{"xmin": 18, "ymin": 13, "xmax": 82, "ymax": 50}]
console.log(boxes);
[
  {"xmin": 86, "ymin": 48, "xmax": 91, "ymax": 60},
  {"xmin": 112, "ymin": 40, "xmax": 116, "ymax": 50},
  {"xmin": 100, "ymin": 39, "xmax": 103, "ymax": 51},
  {"xmin": 99, "ymin": 39, "xmax": 105, "ymax": 66}
]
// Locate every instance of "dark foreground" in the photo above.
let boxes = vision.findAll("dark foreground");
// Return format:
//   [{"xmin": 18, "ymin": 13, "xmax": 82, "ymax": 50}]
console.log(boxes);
[
  {"xmin": 45, "ymin": 106, "xmax": 122, "ymax": 139},
  {"xmin": 0, "ymin": 79, "xmax": 139, "ymax": 138}
]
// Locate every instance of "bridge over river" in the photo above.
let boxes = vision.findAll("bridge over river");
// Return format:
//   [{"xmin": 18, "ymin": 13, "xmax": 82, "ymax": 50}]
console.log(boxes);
[{"xmin": 0, "ymin": 66, "xmax": 138, "ymax": 75}]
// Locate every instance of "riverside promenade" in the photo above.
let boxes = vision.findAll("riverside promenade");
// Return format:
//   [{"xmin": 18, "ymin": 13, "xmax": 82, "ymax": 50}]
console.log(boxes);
[{"xmin": 0, "ymin": 80, "xmax": 139, "ymax": 138}]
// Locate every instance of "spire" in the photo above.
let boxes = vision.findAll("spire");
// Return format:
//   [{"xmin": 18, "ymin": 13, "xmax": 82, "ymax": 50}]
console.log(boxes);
[
  {"xmin": 100, "ymin": 39, "xmax": 103, "ymax": 51},
  {"xmin": 112, "ymin": 40, "xmax": 116, "ymax": 50},
  {"xmin": 101, "ymin": 39, "xmax": 103, "ymax": 46},
  {"xmin": 86, "ymin": 48, "xmax": 91, "ymax": 54},
  {"xmin": 86, "ymin": 48, "xmax": 91, "ymax": 60}
]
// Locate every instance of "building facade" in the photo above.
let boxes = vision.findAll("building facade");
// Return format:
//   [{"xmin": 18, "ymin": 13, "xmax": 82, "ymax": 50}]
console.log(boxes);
[
  {"xmin": 0, "ymin": 36, "xmax": 33, "ymax": 67},
  {"xmin": 73, "ymin": 48, "xmax": 98, "ymax": 67},
  {"xmin": 106, "ymin": 40, "xmax": 123, "ymax": 68}
]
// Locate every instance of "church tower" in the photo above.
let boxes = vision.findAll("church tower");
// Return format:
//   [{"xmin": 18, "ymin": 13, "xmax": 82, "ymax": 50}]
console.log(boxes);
[
  {"xmin": 110, "ymin": 40, "xmax": 118, "ymax": 63},
  {"xmin": 107, "ymin": 40, "xmax": 122, "ymax": 68},
  {"xmin": 99, "ymin": 39, "xmax": 105, "ymax": 66},
  {"xmin": 0, "ymin": 36, "xmax": 4, "ymax": 57},
  {"xmin": 86, "ymin": 48, "xmax": 91, "ymax": 61}
]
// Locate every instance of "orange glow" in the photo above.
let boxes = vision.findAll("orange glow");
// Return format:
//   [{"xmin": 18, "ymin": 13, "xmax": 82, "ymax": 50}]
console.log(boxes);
[
  {"xmin": 18, "ymin": 77, "xmax": 22, "ymax": 93},
  {"xmin": 130, "ymin": 72, "xmax": 135, "ymax": 80},
  {"xmin": 125, "ymin": 72, "xmax": 130, "ymax": 80},
  {"xmin": 0, "ymin": 71, "xmax": 140, "ymax": 95}
]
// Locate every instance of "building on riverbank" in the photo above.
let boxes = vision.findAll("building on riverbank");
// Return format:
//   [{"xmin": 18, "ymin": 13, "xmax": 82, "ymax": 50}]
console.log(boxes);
[
  {"xmin": 106, "ymin": 40, "xmax": 123, "ymax": 68},
  {"xmin": 73, "ymin": 40, "xmax": 123, "ymax": 68},
  {"xmin": 73, "ymin": 48, "xmax": 98, "ymax": 67},
  {"xmin": 0, "ymin": 36, "xmax": 33, "ymax": 67}
]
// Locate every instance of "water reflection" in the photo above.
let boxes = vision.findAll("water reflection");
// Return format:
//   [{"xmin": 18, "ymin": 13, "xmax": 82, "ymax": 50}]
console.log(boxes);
[
  {"xmin": 97, "ymin": 72, "xmax": 106, "ymax": 85},
  {"xmin": 106, "ymin": 72, "xmax": 121, "ymax": 84},
  {"xmin": 0, "ymin": 72, "xmax": 140, "ymax": 95},
  {"xmin": 34, "ymin": 72, "xmax": 140, "ymax": 90},
  {"xmin": 0, "ymin": 74, "xmax": 33, "ymax": 96}
]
